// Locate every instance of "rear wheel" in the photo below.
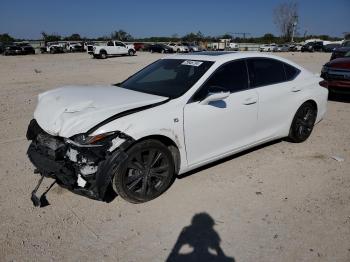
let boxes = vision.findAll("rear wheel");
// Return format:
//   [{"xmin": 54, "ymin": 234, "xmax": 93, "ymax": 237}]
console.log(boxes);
[
  {"xmin": 113, "ymin": 140, "xmax": 175, "ymax": 203},
  {"xmin": 128, "ymin": 49, "xmax": 135, "ymax": 56},
  {"xmin": 100, "ymin": 51, "xmax": 107, "ymax": 59},
  {"xmin": 288, "ymin": 102, "xmax": 317, "ymax": 143}
]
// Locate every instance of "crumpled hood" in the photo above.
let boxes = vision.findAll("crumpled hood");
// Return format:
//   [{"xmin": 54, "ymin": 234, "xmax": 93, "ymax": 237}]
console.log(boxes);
[{"xmin": 34, "ymin": 85, "xmax": 168, "ymax": 137}]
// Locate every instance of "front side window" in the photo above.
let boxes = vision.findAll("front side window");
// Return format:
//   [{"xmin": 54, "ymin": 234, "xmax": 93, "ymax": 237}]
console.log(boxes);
[
  {"xmin": 192, "ymin": 60, "xmax": 249, "ymax": 101},
  {"xmin": 204, "ymin": 60, "xmax": 248, "ymax": 92},
  {"xmin": 107, "ymin": 41, "xmax": 114, "ymax": 46},
  {"xmin": 120, "ymin": 59, "xmax": 214, "ymax": 98},
  {"xmin": 247, "ymin": 58, "xmax": 286, "ymax": 87},
  {"xmin": 115, "ymin": 42, "xmax": 125, "ymax": 47}
]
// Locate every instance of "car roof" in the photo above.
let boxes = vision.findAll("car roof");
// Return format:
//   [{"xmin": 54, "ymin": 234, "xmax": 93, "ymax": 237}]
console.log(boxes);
[{"xmin": 163, "ymin": 51, "xmax": 302, "ymax": 67}]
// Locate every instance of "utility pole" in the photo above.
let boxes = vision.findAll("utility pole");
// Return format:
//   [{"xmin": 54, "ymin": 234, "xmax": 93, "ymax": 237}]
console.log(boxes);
[{"xmin": 291, "ymin": 15, "xmax": 298, "ymax": 43}]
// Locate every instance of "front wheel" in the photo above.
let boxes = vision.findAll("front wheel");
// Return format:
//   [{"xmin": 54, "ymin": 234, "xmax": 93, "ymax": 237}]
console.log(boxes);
[
  {"xmin": 288, "ymin": 102, "xmax": 317, "ymax": 143},
  {"xmin": 113, "ymin": 140, "xmax": 175, "ymax": 203}
]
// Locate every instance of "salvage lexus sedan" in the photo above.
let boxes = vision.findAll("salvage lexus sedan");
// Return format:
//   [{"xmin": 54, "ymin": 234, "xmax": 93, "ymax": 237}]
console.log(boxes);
[{"xmin": 27, "ymin": 52, "xmax": 328, "ymax": 204}]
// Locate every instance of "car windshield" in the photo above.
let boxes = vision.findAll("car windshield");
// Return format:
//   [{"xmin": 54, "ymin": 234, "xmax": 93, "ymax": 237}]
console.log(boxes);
[{"xmin": 120, "ymin": 59, "xmax": 214, "ymax": 98}]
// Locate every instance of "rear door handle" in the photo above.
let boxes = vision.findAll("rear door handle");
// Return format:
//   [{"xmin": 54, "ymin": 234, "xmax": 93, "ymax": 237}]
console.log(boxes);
[
  {"xmin": 243, "ymin": 97, "xmax": 258, "ymax": 105},
  {"xmin": 291, "ymin": 87, "xmax": 301, "ymax": 92}
]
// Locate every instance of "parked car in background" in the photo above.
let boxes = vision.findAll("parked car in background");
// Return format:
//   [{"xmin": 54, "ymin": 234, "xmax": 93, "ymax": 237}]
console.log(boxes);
[
  {"xmin": 26, "ymin": 52, "xmax": 328, "ymax": 204},
  {"xmin": 41, "ymin": 42, "xmax": 65, "ymax": 54},
  {"xmin": 167, "ymin": 43, "xmax": 189, "ymax": 53},
  {"xmin": 182, "ymin": 43, "xmax": 200, "ymax": 52},
  {"xmin": 3, "ymin": 45, "xmax": 23, "ymax": 55},
  {"xmin": 330, "ymin": 40, "xmax": 350, "ymax": 60},
  {"xmin": 301, "ymin": 41, "xmax": 323, "ymax": 52},
  {"xmin": 288, "ymin": 43, "xmax": 302, "ymax": 52},
  {"xmin": 323, "ymin": 43, "xmax": 341, "ymax": 53},
  {"xmin": 133, "ymin": 42, "xmax": 145, "ymax": 51},
  {"xmin": 3, "ymin": 43, "xmax": 35, "ymax": 55},
  {"xmin": 228, "ymin": 43, "xmax": 239, "ymax": 51},
  {"xmin": 259, "ymin": 44, "xmax": 277, "ymax": 52},
  {"xmin": 92, "ymin": 40, "xmax": 135, "ymax": 59},
  {"xmin": 320, "ymin": 57, "xmax": 350, "ymax": 93},
  {"xmin": 66, "ymin": 42, "xmax": 84, "ymax": 52},
  {"xmin": 17, "ymin": 43, "xmax": 36, "ymax": 54},
  {"xmin": 85, "ymin": 42, "xmax": 95, "ymax": 54},
  {"xmin": 149, "ymin": 44, "xmax": 173, "ymax": 53},
  {"xmin": 275, "ymin": 44, "xmax": 290, "ymax": 52},
  {"xmin": 0, "ymin": 42, "xmax": 4, "ymax": 54}
]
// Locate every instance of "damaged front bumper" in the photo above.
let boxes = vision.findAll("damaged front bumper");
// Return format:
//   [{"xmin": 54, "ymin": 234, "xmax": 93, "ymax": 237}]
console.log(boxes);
[{"xmin": 26, "ymin": 119, "xmax": 133, "ymax": 202}]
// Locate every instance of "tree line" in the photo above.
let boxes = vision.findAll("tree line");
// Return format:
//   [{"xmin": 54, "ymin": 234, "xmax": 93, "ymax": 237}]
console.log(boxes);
[{"xmin": 0, "ymin": 31, "xmax": 346, "ymax": 45}]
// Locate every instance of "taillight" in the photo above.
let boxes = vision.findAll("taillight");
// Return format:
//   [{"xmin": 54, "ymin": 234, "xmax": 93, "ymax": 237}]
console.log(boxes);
[{"xmin": 319, "ymin": 80, "xmax": 328, "ymax": 88}]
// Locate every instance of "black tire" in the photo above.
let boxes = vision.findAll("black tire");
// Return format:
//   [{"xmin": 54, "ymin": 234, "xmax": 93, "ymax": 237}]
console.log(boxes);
[
  {"xmin": 113, "ymin": 139, "xmax": 175, "ymax": 203},
  {"xmin": 176, "ymin": 48, "xmax": 180, "ymax": 53},
  {"xmin": 288, "ymin": 102, "xmax": 317, "ymax": 143},
  {"xmin": 100, "ymin": 50, "xmax": 107, "ymax": 59},
  {"xmin": 128, "ymin": 49, "xmax": 135, "ymax": 56},
  {"xmin": 50, "ymin": 48, "xmax": 55, "ymax": 54}
]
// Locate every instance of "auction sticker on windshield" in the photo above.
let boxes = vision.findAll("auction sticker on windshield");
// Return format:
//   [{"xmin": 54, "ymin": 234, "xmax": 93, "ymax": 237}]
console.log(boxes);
[{"xmin": 181, "ymin": 60, "xmax": 203, "ymax": 67}]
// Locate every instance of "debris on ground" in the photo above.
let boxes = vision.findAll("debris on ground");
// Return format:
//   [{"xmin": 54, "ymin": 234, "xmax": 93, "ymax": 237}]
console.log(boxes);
[{"xmin": 331, "ymin": 155, "xmax": 344, "ymax": 162}]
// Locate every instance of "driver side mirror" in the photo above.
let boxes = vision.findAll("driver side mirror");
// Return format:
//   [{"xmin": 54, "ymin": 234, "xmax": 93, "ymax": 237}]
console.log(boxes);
[{"xmin": 199, "ymin": 86, "xmax": 230, "ymax": 105}]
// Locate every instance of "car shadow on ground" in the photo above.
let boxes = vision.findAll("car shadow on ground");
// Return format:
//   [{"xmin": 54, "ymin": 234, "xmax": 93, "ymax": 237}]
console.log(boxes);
[
  {"xmin": 178, "ymin": 139, "xmax": 282, "ymax": 179},
  {"xmin": 328, "ymin": 92, "xmax": 350, "ymax": 103},
  {"xmin": 166, "ymin": 212, "xmax": 235, "ymax": 262},
  {"xmin": 104, "ymin": 139, "xmax": 283, "ymax": 202}
]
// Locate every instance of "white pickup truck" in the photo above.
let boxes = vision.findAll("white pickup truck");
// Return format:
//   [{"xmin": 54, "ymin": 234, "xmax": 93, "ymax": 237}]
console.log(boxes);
[{"xmin": 92, "ymin": 40, "xmax": 136, "ymax": 59}]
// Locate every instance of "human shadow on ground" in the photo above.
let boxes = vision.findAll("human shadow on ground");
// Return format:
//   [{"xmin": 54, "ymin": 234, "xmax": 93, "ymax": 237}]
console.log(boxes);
[{"xmin": 166, "ymin": 213, "xmax": 235, "ymax": 262}]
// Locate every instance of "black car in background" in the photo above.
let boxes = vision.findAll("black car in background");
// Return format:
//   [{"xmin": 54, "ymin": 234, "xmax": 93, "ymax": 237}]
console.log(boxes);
[
  {"xmin": 0, "ymin": 43, "xmax": 4, "ymax": 54},
  {"xmin": 331, "ymin": 40, "xmax": 350, "ymax": 60},
  {"xmin": 18, "ymin": 43, "xmax": 36, "ymax": 54},
  {"xmin": 149, "ymin": 44, "xmax": 173, "ymax": 53},
  {"xmin": 3, "ymin": 45, "xmax": 23, "ymax": 55},
  {"xmin": 301, "ymin": 41, "xmax": 324, "ymax": 52},
  {"xmin": 3, "ymin": 43, "xmax": 35, "ymax": 55},
  {"xmin": 323, "ymin": 43, "xmax": 341, "ymax": 53}
]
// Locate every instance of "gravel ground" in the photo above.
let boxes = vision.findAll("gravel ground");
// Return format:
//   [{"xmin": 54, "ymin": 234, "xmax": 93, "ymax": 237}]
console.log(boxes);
[{"xmin": 0, "ymin": 52, "xmax": 349, "ymax": 262}]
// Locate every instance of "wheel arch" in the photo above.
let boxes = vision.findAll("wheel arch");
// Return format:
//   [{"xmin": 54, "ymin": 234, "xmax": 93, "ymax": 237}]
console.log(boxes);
[
  {"xmin": 303, "ymin": 99, "xmax": 318, "ymax": 112},
  {"xmin": 133, "ymin": 135, "xmax": 181, "ymax": 175}
]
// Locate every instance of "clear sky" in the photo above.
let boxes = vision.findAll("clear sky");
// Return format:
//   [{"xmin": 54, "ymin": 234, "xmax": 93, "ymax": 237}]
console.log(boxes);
[{"xmin": 0, "ymin": 0, "xmax": 349, "ymax": 39}]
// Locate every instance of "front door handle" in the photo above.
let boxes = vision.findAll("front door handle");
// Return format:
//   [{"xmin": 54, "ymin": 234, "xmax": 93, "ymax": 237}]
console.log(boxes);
[{"xmin": 243, "ymin": 97, "xmax": 257, "ymax": 105}]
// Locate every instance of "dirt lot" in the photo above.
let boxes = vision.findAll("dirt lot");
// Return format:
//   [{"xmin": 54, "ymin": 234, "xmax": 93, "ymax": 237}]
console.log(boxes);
[{"xmin": 0, "ymin": 52, "xmax": 349, "ymax": 262}]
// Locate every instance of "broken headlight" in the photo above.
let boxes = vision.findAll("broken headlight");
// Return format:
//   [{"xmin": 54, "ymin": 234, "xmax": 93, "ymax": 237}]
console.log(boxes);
[{"xmin": 68, "ymin": 132, "xmax": 119, "ymax": 147}]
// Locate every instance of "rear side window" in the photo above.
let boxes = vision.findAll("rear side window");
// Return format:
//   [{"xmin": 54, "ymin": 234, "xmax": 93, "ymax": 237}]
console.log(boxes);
[
  {"xmin": 284, "ymin": 63, "xmax": 300, "ymax": 80},
  {"xmin": 247, "ymin": 58, "xmax": 286, "ymax": 87}
]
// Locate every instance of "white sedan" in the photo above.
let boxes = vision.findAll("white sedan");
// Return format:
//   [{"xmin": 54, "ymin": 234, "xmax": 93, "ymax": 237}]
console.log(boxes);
[{"xmin": 27, "ymin": 52, "xmax": 328, "ymax": 205}]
